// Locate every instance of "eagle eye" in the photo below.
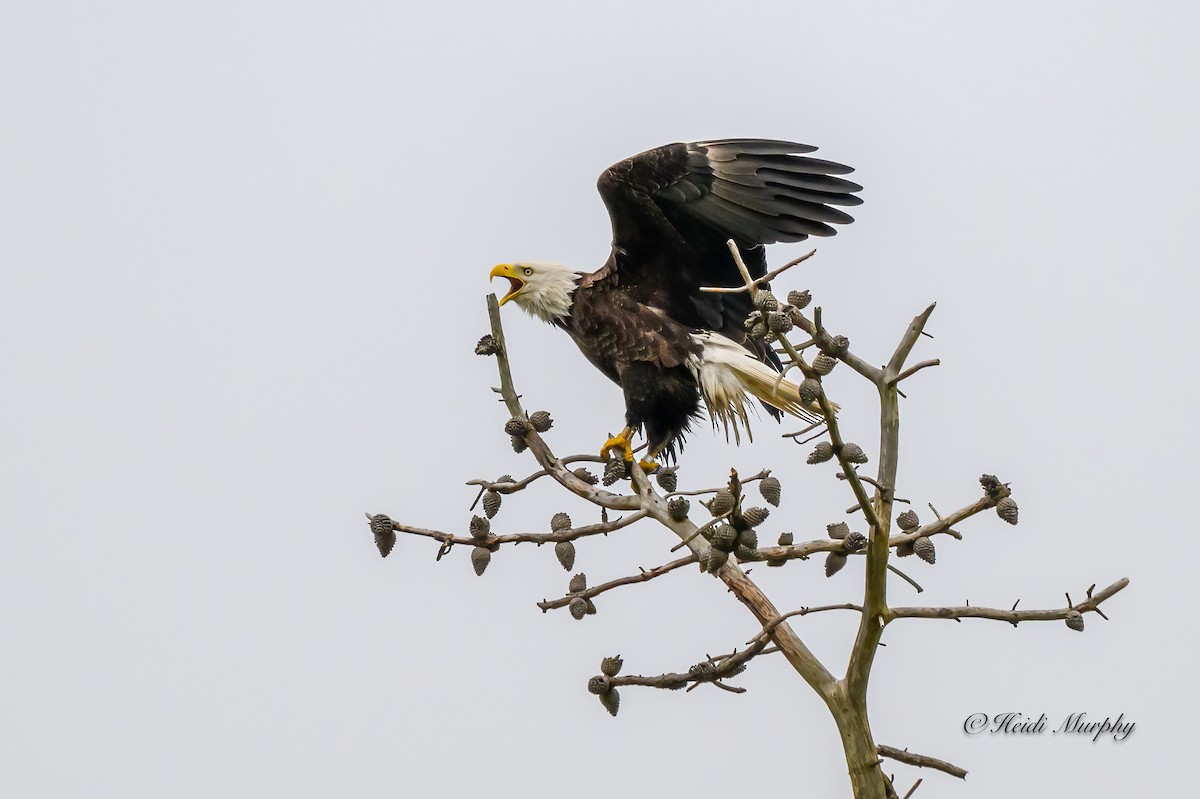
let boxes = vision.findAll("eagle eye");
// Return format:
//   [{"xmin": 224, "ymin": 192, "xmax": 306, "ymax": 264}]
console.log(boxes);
[{"xmin": 523, "ymin": 267, "xmax": 533, "ymax": 276}]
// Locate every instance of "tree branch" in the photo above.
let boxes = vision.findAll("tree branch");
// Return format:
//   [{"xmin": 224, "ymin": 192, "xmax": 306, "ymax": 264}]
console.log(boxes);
[
  {"xmin": 889, "ymin": 578, "xmax": 1129, "ymax": 625},
  {"xmin": 878, "ymin": 745, "xmax": 968, "ymax": 780},
  {"xmin": 538, "ymin": 554, "xmax": 698, "ymax": 611},
  {"xmin": 387, "ymin": 510, "xmax": 648, "ymax": 550}
]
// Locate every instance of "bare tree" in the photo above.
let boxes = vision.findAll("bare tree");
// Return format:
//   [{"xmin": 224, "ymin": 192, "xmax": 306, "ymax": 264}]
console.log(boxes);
[{"xmin": 367, "ymin": 245, "xmax": 1128, "ymax": 799}]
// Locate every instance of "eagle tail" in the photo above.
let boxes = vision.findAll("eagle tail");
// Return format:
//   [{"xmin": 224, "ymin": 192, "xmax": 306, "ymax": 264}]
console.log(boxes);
[{"xmin": 688, "ymin": 332, "xmax": 831, "ymax": 443}]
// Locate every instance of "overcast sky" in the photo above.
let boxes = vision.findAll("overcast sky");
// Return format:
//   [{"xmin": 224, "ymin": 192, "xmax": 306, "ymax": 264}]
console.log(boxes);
[{"xmin": 2, "ymin": 2, "xmax": 1195, "ymax": 797}]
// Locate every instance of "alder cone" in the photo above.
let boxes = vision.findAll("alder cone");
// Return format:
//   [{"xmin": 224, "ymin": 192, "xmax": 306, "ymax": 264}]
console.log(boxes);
[
  {"xmin": 503, "ymin": 418, "xmax": 529, "ymax": 436},
  {"xmin": 482, "ymin": 490, "xmax": 501, "ymax": 519},
  {"xmin": 471, "ymin": 546, "xmax": 491, "ymax": 576},
  {"xmin": 808, "ymin": 442, "xmax": 834, "ymax": 464},
  {"xmin": 759, "ymin": 476, "xmax": 782, "ymax": 507},
  {"xmin": 913, "ymin": 536, "xmax": 936, "ymax": 564},
  {"xmin": 554, "ymin": 540, "xmax": 575, "ymax": 571},
  {"xmin": 709, "ymin": 488, "xmax": 735, "ymax": 516},
  {"xmin": 667, "ymin": 496, "xmax": 690, "ymax": 521},
  {"xmin": 996, "ymin": 496, "xmax": 1019, "ymax": 525},
  {"xmin": 600, "ymin": 688, "xmax": 620, "ymax": 717},
  {"xmin": 370, "ymin": 514, "xmax": 396, "ymax": 558}
]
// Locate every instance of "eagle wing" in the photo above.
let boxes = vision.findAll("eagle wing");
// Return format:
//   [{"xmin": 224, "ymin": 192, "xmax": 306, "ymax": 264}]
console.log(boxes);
[{"xmin": 594, "ymin": 139, "xmax": 862, "ymax": 337}]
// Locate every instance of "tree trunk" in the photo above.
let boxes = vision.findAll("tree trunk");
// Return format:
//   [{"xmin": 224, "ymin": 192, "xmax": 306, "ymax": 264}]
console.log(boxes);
[{"xmin": 825, "ymin": 682, "xmax": 892, "ymax": 799}]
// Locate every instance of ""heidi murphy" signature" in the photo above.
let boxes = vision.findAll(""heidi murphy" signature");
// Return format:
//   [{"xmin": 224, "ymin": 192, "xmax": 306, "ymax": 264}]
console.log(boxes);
[{"xmin": 963, "ymin": 712, "xmax": 1135, "ymax": 742}]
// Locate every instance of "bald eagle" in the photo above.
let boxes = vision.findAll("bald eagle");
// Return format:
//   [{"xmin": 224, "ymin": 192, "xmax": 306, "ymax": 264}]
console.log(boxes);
[{"xmin": 490, "ymin": 139, "xmax": 861, "ymax": 470}]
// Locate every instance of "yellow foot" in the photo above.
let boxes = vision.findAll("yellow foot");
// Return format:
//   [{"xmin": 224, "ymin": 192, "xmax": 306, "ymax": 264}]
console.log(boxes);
[
  {"xmin": 637, "ymin": 457, "xmax": 660, "ymax": 473},
  {"xmin": 600, "ymin": 427, "xmax": 634, "ymax": 462}
]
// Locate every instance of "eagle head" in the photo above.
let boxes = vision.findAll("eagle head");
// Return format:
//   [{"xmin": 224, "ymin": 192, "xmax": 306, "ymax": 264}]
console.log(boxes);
[{"xmin": 489, "ymin": 262, "xmax": 578, "ymax": 322}]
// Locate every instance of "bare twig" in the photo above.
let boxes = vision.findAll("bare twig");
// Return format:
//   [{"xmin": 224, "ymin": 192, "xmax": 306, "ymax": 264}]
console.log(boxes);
[
  {"xmin": 538, "ymin": 554, "xmax": 698, "ymax": 611},
  {"xmin": 699, "ymin": 248, "xmax": 817, "ymax": 293},
  {"xmin": 878, "ymin": 745, "xmax": 968, "ymax": 780},
  {"xmin": 892, "ymin": 359, "xmax": 941, "ymax": 385}
]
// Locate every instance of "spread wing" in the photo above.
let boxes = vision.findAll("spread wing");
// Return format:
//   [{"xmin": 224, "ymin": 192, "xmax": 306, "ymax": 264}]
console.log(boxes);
[{"xmin": 594, "ymin": 138, "xmax": 862, "ymax": 341}]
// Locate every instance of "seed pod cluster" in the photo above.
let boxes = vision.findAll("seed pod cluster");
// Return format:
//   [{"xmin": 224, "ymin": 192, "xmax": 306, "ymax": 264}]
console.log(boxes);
[
  {"xmin": 550, "ymin": 512, "xmax": 572, "ymax": 532},
  {"xmin": 787, "ymin": 289, "xmax": 811, "ymax": 309},
  {"xmin": 759, "ymin": 475, "xmax": 781, "ymax": 506},
  {"xmin": 471, "ymin": 546, "xmax": 491, "ymax": 576},
  {"xmin": 603, "ymin": 458, "xmax": 628, "ymax": 486},
  {"xmin": 599, "ymin": 688, "xmax": 620, "ymax": 716},
  {"xmin": 510, "ymin": 435, "xmax": 527, "ymax": 453},
  {"xmin": 767, "ymin": 310, "xmax": 792, "ymax": 334},
  {"xmin": 469, "ymin": 514, "xmax": 490, "ymax": 541},
  {"xmin": 840, "ymin": 443, "xmax": 868, "ymax": 464},
  {"xmin": 482, "ymin": 490, "xmax": 502, "ymax": 519},
  {"xmin": 740, "ymin": 506, "xmax": 769, "ymax": 528},
  {"xmin": 688, "ymin": 661, "xmax": 717, "ymax": 682},
  {"xmin": 707, "ymin": 488, "xmax": 735, "ymax": 516},
  {"xmin": 601, "ymin": 656, "xmax": 624, "ymax": 677},
  {"xmin": 913, "ymin": 536, "xmax": 936, "ymax": 564},
  {"xmin": 734, "ymin": 544, "xmax": 758, "ymax": 562},
  {"xmin": 738, "ymin": 528, "xmax": 758, "ymax": 551},
  {"xmin": 843, "ymin": 532, "xmax": 867, "ymax": 553},
  {"xmin": 528, "ymin": 410, "xmax": 553, "ymax": 432},
  {"xmin": 808, "ymin": 442, "xmax": 834, "ymax": 464},
  {"xmin": 666, "ymin": 496, "xmax": 690, "ymax": 521},
  {"xmin": 825, "ymin": 552, "xmax": 848, "ymax": 577},
  {"xmin": 1065, "ymin": 610, "xmax": 1085, "ymax": 632},
  {"xmin": 568, "ymin": 573, "xmax": 587, "ymax": 594},
  {"xmin": 996, "ymin": 496, "xmax": 1019, "ymax": 525},
  {"xmin": 705, "ymin": 548, "xmax": 729, "ymax": 573},
  {"xmin": 711, "ymin": 523, "xmax": 738, "ymax": 552},
  {"xmin": 820, "ymin": 335, "xmax": 850, "ymax": 357},
  {"xmin": 656, "ymin": 466, "xmax": 678, "ymax": 493},
  {"xmin": 587, "ymin": 675, "xmax": 611, "ymax": 695},
  {"xmin": 777, "ymin": 532, "xmax": 794, "ymax": 546},
  {"xmin": 753, "ymin": 291, "xmax": 780, "ymax": 312},
  {"xmin": 799, "ymin": 378, "xmax": 821, "ymax": 405},
  {"xmin": 554, "ymin": 540, "xmax": 575, "ymax": 571},
  {"xmin": 896, "ymin": 509, "xmax": 919, "ymax": 531},
  {"xmin": 569, "ymin": 597, "xmax": 588, "ymax": 620},
  {"xmin": 812, "ymin": 353, "xmax": 837, "ymax": 375},
  {"xmin": 827, "ymin": 522, "xmax": 849, "ymax": 539},
  {"xmin": 370, "ymin": 514, "xmax": 396, "ymax": 558},
  {"xmin": 572, "ymin": 467, "xmax": 598, "ymax": 485},
  {"xmin": 896, "ymin": 541, "xmax": 915, "ymax": 558},
  {"xmin": 503, "ymin": 417, "xmax": 530, "ymax": 437}
]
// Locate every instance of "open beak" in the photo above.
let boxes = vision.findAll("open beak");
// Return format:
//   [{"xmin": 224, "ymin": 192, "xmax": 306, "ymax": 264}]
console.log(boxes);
[{"xmin": 489, "ymin": 264, "xmax": 525, "ymax": 306}]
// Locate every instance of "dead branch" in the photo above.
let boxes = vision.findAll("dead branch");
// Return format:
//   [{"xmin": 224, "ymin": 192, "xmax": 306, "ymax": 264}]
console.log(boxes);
[
  {"xmin": 538, "ymin": 554, "xmax": 698, "ymax": 611},
  {"xmin": 889, "ymin": 578, "xmax": 1129, "ymax": 625},
  {"xmin": 879, "ymin": 746, "xmax": 968, "ymax": 780}
]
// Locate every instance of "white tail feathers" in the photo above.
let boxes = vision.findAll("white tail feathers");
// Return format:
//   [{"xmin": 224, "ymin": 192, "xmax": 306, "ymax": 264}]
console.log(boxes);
[{"xmin": 687, "ymin": 332, "xmax": 829, "ymax": 444}]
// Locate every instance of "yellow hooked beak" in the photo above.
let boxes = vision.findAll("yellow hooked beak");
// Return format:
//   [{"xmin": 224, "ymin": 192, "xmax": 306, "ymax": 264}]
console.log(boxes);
[{"xmin": 489, "ymin": 263, "xmax": 525, "ymax": 306}]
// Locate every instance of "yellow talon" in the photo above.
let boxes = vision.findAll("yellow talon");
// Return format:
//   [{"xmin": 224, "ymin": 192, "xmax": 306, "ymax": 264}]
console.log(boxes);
[
  {"xmin": 637, "ymin": 457, "xmax": 660, "ymax": 473},
  {"xmin": 600, "ymin": 427, "xmax": 635, "ymax": 462}
]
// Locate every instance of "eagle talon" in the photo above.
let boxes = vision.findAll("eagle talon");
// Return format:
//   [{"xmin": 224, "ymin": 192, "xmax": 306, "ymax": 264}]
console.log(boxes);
[
  {"xmin": 637, "ymin": 457, "xmax": 660, "ymax": 473},
  {"xmin": 600, "ymin": 428, "xmax": 635, "ymax": 462}
]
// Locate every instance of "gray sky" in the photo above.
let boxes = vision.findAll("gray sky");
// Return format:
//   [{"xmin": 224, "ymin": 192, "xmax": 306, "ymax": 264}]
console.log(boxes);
[{"xmin": 2, "ymin": 2, "xmax": 1193, "ymax": 797}]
